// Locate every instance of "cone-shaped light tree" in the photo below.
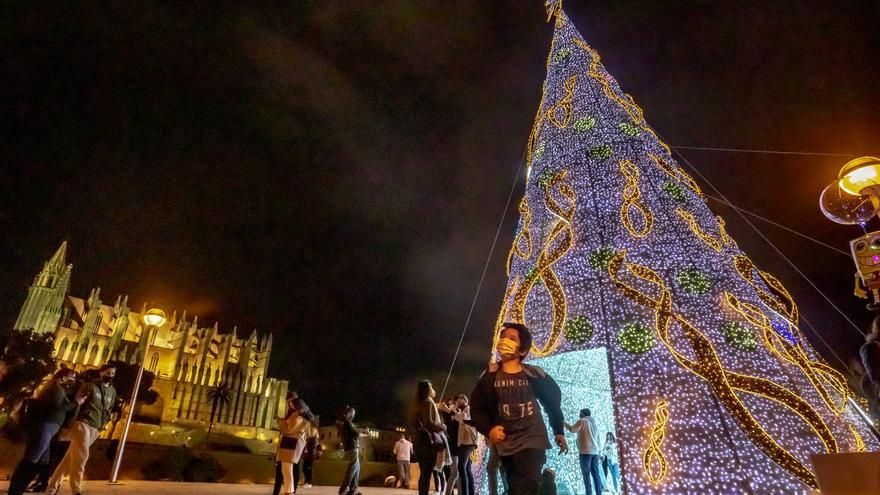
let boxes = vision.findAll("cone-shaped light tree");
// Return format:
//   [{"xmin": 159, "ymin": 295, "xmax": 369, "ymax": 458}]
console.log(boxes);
[{"xmin": 477, "ymin": 3, "xmax": 877, "ymax": 494}]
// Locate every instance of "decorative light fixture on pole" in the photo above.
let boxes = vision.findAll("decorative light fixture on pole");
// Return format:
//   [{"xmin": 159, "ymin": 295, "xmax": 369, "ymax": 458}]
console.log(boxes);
[
  {"xmin": 819, "ymin": 156, "xmax": 880, "ymax": 308},
  {"xmin": 108, "ymin": 307, "xmax": 166, "ymax": 484}
]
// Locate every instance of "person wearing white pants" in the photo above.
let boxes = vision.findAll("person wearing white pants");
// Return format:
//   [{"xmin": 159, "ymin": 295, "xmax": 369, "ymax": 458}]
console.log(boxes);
[{"xmin": 48, "ymin": 364, "xmax": 117, "ymax": 495}]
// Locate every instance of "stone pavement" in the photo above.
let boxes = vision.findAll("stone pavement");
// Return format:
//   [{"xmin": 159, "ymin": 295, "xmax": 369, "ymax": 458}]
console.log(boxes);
[{"xmin": 0, "ymin": 480, "xmax": 417, "ymax": 494}]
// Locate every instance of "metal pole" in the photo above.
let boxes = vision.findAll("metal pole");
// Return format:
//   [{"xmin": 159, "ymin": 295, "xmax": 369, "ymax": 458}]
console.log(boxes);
[{"xmin": 108, "ymin": 325, "xmax": 153, "ymax": 484}]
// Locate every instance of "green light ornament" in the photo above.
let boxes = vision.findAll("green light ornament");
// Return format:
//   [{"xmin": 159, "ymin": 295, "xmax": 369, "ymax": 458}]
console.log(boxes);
[
  {"xmin": 677, "ymin": 268, "xmax": 710, "ymax": 294},
  {"xmin": 722, "ymin": 321, "xmax": 759, "ymax": 352},
  {"xmin": 589, "ymin": 247, "xmax": 617, "ymax": 271},
  {"xmin": 589, "ymin": 145, "xmax": 613, "ymax": 160},
  {"xmin": 618, "ymin": 322, "xmax": 656, "ymax": 354},
  {"xmin": 574, "ymin": 117, "xmax": 596, "ymax": 132},
  {"xmin": 663, "ymin": 181, "xmax": 688, "ymax": 202},
  {"xmin": 619, "ymin": 121, "xmax": 642, "ymax": 137},
  {"xmin": 564, "ymin": 316, "xmax": 594, "ymax": 345}
]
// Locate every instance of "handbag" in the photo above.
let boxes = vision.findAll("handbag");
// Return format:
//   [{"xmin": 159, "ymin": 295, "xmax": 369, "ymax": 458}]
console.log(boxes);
[
  {"xmin": 279, "ymin": 436, "xmax": 298, "ymax": 450},
  {"xmin": 419, "ymin": 420, "xmax": 446, "ymax": 448}
]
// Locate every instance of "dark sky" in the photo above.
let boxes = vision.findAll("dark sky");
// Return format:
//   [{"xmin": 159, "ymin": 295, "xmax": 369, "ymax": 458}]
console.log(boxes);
[{"xmin": 2, "ymin": 1, "xmax": 879, "ymax": 426}]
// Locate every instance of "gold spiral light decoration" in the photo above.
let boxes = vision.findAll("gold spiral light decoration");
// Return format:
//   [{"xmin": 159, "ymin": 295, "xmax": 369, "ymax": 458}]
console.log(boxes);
[
  {"xmin": 643, "ymin": 399, "xmax": 670, "ymax": 486},
  {"xmin": 676, "ymin": 209, "xmax": 722, "ymax": 252},
  {"xmin": 509, "ymin": 169, "xmax": 576, "ymax": 357},
  {"xmin": 620, "ymin": 160, "xmax": 654, "ymax": 238},
  {"xmin": 731, "ymin": 256, "xmax": 848, "ymax": 414},
  {"xmin": 608, "ymin": 250, "xmax": 837, "ymax": 489}
]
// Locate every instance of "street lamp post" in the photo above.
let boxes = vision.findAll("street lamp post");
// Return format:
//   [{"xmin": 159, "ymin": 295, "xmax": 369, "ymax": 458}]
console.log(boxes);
[{"xmin": 109, "ymin": 307, "xmax": 166, "ymax": 484}]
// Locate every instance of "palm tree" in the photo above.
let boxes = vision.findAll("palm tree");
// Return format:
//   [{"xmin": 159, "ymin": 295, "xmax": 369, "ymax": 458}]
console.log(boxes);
[{"xmin": 205, "ymin": 382, "xmax": 233, "ymax": 438}]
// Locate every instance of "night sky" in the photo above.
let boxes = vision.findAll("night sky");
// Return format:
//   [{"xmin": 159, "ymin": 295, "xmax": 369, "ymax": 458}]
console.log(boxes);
[{"xmin": 2, "ymin": 1, "xmax": 879, "ymax": 427}]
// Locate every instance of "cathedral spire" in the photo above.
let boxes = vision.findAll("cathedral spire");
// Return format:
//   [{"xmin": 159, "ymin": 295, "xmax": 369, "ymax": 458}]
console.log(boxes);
[{"xmin": 46, "ymin": 241, "xmax": 67, "ymax": 271}]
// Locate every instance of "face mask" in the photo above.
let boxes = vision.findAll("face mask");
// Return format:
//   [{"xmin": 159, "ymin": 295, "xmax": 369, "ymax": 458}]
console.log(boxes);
[
  {"xmin": 496, "ymin": 337, "xmax": 519, "ymax": 357},
  {"xmin": 102, "ymin": 375, "xmax": 113, "ymax": 384}
]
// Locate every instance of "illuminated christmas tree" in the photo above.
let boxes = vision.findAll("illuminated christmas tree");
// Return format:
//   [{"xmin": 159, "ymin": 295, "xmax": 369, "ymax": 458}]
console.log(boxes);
[{"xmin": 476, "ymin": 3, "xmax": 878, "ymax": 494}]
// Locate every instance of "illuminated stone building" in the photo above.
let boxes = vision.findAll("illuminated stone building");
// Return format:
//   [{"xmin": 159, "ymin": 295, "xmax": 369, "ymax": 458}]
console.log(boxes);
[{"xmin": 14, "ymin": 242, "xmax": 289, "ymax": 435}]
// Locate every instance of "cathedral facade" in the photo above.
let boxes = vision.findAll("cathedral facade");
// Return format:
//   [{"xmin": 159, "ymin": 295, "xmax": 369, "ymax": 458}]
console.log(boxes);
[{"xmin": 14, "ymin": 242, "xmax": 289, "ymax": 434}]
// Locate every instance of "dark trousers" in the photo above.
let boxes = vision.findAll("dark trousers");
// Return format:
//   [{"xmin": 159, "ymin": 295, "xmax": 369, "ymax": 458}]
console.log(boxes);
[
  {"xmin": 500, "ymin": 448, "xmax": 546, "ymax": 495},
  {"xmin": 302, "ymin": 457, "xmax": 314, "ymax": 484},
  {"xmin": 273, "ymin": 461, "xmax": 300, "ymax": 495},
  {"xmin": 457, "ymin": 445, "xmax": 476, "ymax": 495},
  {"xmin": 416, "ymin": 448, "xmax": 436, "ymax": 495},
  {"xmin": 9, "ymin": 422, "xmax": 61, "ymax": 495},
  {"xmin": 488, "ymin": 445, "xmax": 507, "ymax": 495},
  {"xmin": 578, "ymin": 454, "xmax": 604, "ymax": 495},
  {"xmin": 30, "ymin": 437, "xmax": 69, "ymax": 491}
]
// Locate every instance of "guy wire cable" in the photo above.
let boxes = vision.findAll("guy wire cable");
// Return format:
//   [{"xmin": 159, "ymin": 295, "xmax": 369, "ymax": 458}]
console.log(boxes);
[
  {"xmin": 671, "ymin": 145, "xmax": 872, "ymax": 158},
  {"xmin": 705, "ymin": 195, "xmax": 851, "ymax": 257},
  {"xmin": 439, "ymin": 151, "xmax": 527, "ymax": 399},
  {"xmin": 667, "ymin": 142, "xmax": 867, "ymax": 338}
]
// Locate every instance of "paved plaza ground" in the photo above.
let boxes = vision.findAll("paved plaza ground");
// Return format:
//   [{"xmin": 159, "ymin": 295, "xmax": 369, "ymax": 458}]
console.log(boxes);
[{"xmin": 0, "ymin": 480, "xmax": 417, "ymax": 494}]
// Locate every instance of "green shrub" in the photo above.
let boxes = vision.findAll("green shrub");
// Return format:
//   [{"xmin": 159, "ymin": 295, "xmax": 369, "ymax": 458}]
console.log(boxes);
[
  {"xmin": 141, "ymin": 446, "xmax": 226, "ymax": 483},
  {"xmin": 142, "ymin": 446, "xmax": 190, "ymax": 481},
  {"xmin": 184, "ymin": 452, "xmax": 226, "ymax": 482}
]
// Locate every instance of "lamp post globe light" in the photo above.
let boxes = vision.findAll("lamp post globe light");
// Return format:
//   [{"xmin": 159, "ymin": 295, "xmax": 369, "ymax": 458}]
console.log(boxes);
[
  {"xmin": 109, "ymin": 308, "xmax": 166, "ymax": 483},
  {"xmin": 837, "ymin": 156, "xmax": 880, "ymax": 197},
  {"xmin": 143, "ymin": 308, "xmax": 167, "ymax": 327},
  {"xmin": 820, "ymin": 157, "xmax": 880, "ymax": 308}
]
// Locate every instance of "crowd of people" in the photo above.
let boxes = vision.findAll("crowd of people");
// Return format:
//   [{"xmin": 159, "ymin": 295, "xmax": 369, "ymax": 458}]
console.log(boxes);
[
  {"xmin": 269, "ymin": 321, "xmax": 623, "ymax": 495},
  {"xmin": 7, "ymin": 316, "xmax": 878, "ymax": 495},
  {"xmin": 2, "ymin": 322, "xmax": 623, "ymax": 495},
  {"xmin": 405, "ymin": 322, "xmax": 619, "ymax": 495}
]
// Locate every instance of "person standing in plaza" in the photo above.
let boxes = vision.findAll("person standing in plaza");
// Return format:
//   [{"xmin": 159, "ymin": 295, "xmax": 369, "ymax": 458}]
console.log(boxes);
[
  {"xmin": 412, "ymin": 379, "xmax": 446, "ymax": 495},
  {"xmin": 564, "ymin": 408, "xmax": 604, "ymax": 495},
  {"xmin": 392, "ymin": 432, "xmax": 413, "ymax": 488},
  {"xmin": 439, "ymin": 398, "xmax": 459, "ymax": 495},
  {"xmin": 275, "ymin": 397, "xmax": 309, "ymax": 495},
  {"xmin": 337, "ymin": 405, "xmax": 362, "ymax": 495},
  {"xmin": 469, "ymin": 323, "xmax": 568, "ymax": 495},
  {"xmin": 300, "ymin": 423, "xmax": 321, "ymax": 489},
  {"xmin": 453, "ymin": 394, "xmax": 478, "ymax": 495},
  {"xmin": 7, "ymin": 368, "xmax": 86, "ymax": 495},
  {"xmin": 47, "ymin": 363, "xmax": 117, "ymax": 495},
  {"xmin": 272, "ymin": 391, "xmax": 316, "ymax": 495},
  {"xmin": 602, "ymin": 431, "xmax": 620, "ymax": 494},
  {"xmin": 860, "ymin": 316, "xmax": 880, "ymax": 417}
]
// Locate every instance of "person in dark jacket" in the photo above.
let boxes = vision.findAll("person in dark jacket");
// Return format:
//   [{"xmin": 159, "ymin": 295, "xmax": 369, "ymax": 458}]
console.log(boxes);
[
  {"xmin": 337, "ymin": 405, "xmax": 362, "ymax": 495},
  {"xmin": 439, "ymin": 397, "xmax": 459, "ymax": 495},
  {"xmin": 469, "ymin": 323, "xmax": 568, "ymax": 495},
  {"xmin": 28, "ymin": 369, "xmax": 95, "ymax": 493},
  {"xmin": 861, "ymin": 316, "xmax": 880, "ymax": 390},
  {"xmin": 861, "ymin": 317, "xmax": 880, "ymax": 422},
  {"xmin": 411, "ymin": 379, "xmax": 446, "ymax": 495},
  {"xmin": 8, "ymin": 368, "xmax": 86, "ymax": 495},
  {"xmin": 301, "ymin": 425, "xmax": 320, "ymax": 488},
  {"xmin": 47, "ymin": 363, "xmax": 117, "ymax": 495}
]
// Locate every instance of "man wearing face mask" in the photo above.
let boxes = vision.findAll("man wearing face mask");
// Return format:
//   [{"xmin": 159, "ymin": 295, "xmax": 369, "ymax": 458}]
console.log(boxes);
[
  {"xmin": 7, "ymin": 368, "xmax": 87, "ymax": 495},
  {"xmin": 469, "ymin": 323, "xmax": 568, "ymax": 495},
  {"xmin": 47, "ymin": 363, "xmax": 117, "ymax": 495}
]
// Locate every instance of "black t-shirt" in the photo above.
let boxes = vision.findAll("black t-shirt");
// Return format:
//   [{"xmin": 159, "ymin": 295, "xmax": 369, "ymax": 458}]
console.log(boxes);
[{"xmin": 494, "ymin": 370, "xmax": 551, "ymax": 456}]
